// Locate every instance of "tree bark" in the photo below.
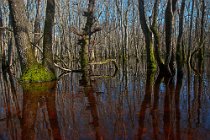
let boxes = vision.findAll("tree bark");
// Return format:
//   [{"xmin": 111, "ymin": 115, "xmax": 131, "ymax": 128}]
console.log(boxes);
[
  {"xmin": 198, "ymin": 0, "xmax": 205, "ymax": 61},
  {"xmin": 165, "ymin": 0, "xmax": 177, "ymax": 76},
  {"xmin": 8, "ymin": 0, "xmax": 37, "ymax": 72},
  {"xmin": 43, "ymin": 0, "xmax": 56, "ymax": 74},
  {"xmin": 176, "ymin": 0, "xmax": 186, "ymax": 72},
  {"xmin": 150, "ymin": 0, "xmax": 165, "ymax": 71},
  {"xmin": 187, "ymin": 0, "xmax": 195, "ymax": 64},
  {"xmin": 33, "ymin": 0, "xmax": 41, "ymax": 55},
  {"xmin": 138, "ymin": 0, "xmax": 156, "ymax": 71},
  {"xmin": 8, "ymin": 0, "xmax": 56, "ymax": 82}
]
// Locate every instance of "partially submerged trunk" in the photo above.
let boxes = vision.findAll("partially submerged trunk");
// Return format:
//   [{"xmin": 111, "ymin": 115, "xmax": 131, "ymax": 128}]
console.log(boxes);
[
  {"xmin": 8, "ymin": 0, "xmax": 56, "ymax": 82},
  {"xmin": 77, "ymin": 0, "xmax": 101, "ymax": 71}
]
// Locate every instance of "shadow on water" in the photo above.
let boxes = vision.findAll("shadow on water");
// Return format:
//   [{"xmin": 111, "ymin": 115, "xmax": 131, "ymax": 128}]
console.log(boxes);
[{"xmin": 0, "ymin": 57, "xmax": 210, "ymax": 140}]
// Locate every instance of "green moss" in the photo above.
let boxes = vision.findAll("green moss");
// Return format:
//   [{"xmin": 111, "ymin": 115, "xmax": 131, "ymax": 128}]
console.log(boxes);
[
  {"xmin": 147, "ymin": 43, "xmax": 157, "ymax": 71},
  {"xmin": 21, "ymin": 64, "xmax": 56, "ymax": 83}
]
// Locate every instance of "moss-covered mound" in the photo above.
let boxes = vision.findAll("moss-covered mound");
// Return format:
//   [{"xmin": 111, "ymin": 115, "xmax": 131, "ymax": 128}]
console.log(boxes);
[{"xmin": 21, "ymin": 64, "xmax": 56, "ymax": 83}]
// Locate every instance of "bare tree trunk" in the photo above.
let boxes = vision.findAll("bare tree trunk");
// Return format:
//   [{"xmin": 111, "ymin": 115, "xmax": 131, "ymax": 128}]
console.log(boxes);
[
  {"xmin": 176, "ymin": 0, "xmax": 186, "ymax": 72},
  {"xmin": 8, "ymin": 0, "xmax": 37, "ymax": 72},
  {"xmin": 33, "ymin": 0, "xmax": 41, "ymax": 56},
  {"xmin": 77, "ymin": 0, "xmax": 101, "ymax": 71},
  {"xmin": 43, "ymin": 0, "xmax": 56, "ymax": 74},
  {"xmin": 138, "ymin": 0, "xmax": 156, "ymax": 71},
  {"xmin": 150, "ymin": 0, "xmax": 166, "ymax": 72},
  {"xmin": 187, "ymin": 0, "xmax": 194, "ymax": 63},
  {"xmin": 165, "ymin": 0, "xmax": 177, "ymax": 76},
  {"xmin": 198, "ymin": 0, "xmax": 205, "ymax": 61},
  {"xmin": 0, "ymin": 6, "xmax": 3, "ymax": 58}
]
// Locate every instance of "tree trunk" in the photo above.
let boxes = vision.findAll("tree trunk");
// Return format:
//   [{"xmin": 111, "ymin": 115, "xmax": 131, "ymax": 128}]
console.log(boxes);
[
  {"xmin": 8, "ymin": 0, "xmax": 37, "ymax": 72},
  {"xmin": 8, "ymin": 0, "xmax": 56, "ymax": 82},
  {"xmin": 187, "ymin": 0, "xmax": 195, "ymax": 63},
  {"xmin": 176, "ymin": 0, "xmax": 186, "ymax": 72},
  {"xmin": 165, "ymin": 0, "xmax": 177, "ymax": 76},
  {"xmin": 77, "ymin": 0, "xmax": 101, "ymax": 71},
  {"xmin": 138, "ymin": 0, "xmax": 156, "ymax": 71},
  {"xmin": 150, "ymin": 0, "xmax": 166, "ymax": 72},
  {"xmin": 43, "ymin": 0, "xmax": 56, "ymax": 74},
  {"xmin": 33, "ymin": 0, "xmax": 41, "ymax": 56},
  {"xmin": 198, "ymin": 0, "xmax": 205, "ymax": 61},
  {"xmin": 0, "ymin": 6, "xmax": 3, "ymax": 58}
]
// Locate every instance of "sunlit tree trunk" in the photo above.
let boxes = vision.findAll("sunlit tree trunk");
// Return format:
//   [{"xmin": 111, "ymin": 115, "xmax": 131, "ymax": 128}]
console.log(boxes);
[{"xmin": 138, "ymin": 0, "xmax": 156, "ymax": 71}]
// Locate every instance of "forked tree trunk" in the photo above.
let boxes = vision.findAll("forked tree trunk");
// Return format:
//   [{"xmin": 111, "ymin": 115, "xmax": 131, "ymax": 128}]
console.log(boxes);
[
  {"xmin": 138, "ymin": 0, "xmax": 156, "ymax": 71},
  {"xmin": 150, "ymin": 0, "xmax": 166, "ymax": 72},
  {"xmin": 8, "ymin": 0, "xmax": 56, "ymax": 82}
]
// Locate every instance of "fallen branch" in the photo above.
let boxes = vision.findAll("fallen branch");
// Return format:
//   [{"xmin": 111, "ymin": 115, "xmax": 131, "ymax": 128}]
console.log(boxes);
[
  {"xmin": 90, "ymin": 66, "xmax": 118, "ymax": 79},
  {"xmin": 54, "ymin": 63, "xmax": 72, "ymax": 72},
  {"xmin": 89, "ymin": 59, "xmax": 118, "ymax": 70}
]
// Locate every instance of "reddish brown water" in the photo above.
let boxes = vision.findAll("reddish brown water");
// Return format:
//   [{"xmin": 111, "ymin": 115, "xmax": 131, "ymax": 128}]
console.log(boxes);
[{"xmin": 0, "ymin": 58, "xmax": 210, "ymax": 140}]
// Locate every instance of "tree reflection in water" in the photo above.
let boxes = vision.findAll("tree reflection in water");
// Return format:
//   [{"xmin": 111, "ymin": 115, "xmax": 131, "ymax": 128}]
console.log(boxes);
[
  {"xmin": 79, "ymin": 69, "xmax": 104, "ymax": 140},
  {"xmin": 22, "ymin": 82, "xmax": 61, "ymax": 140},
  {"xmin": 0, "ymin": 58, "xmax": 210, "ymax": 140}
]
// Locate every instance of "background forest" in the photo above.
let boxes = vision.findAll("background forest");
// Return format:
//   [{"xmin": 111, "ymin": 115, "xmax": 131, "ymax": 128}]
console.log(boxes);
[
  {"xmin": 0, "ymin": 0, "xmax": 210, "ymax": 140},
  {"xmin": 0, "ymin": 0, "xmax": 209, "ymax": 79}
]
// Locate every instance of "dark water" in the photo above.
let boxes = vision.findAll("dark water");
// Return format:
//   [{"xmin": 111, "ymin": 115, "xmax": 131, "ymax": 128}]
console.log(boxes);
[{"xmin": 0, "ymin": 58, "xmax": 210, "ymax": 140}]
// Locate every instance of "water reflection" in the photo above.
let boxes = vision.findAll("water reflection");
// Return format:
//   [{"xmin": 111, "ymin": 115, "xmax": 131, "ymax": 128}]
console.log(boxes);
[
  {"xmin": 0, "ymin": 58, "xmax": 210, "ymax": 140},
  {"xmin": 22, "ymin": 82, "xmax": 61, "ymax": 140},
  {"xmin": 79, "ymin": 70, "xmax": 104, "ymax": 140}
]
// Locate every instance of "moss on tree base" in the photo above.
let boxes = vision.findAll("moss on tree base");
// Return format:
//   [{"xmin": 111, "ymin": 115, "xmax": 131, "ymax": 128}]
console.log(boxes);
[{"xmin": 21, "ymin": 64, "xmax": 56, "ymax": 83}]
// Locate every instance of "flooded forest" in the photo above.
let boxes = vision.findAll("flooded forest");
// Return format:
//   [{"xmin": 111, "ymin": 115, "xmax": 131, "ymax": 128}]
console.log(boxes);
[{"xmin": 0, "ymin": 0, "xmax": 210, "ymax": 140}]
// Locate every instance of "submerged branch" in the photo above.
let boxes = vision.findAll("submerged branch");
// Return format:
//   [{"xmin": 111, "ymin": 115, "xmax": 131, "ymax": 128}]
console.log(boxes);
[{"xmin": 89, "ymin": 59, "xmax": 117, "ymax": 65}]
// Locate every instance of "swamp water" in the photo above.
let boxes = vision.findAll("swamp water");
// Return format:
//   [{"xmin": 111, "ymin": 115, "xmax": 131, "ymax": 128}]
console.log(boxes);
[{"xmin": 0, "ymin": 58, "xmax": 210, "ymax": 140}]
